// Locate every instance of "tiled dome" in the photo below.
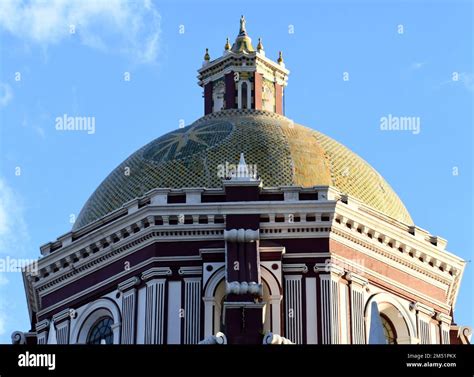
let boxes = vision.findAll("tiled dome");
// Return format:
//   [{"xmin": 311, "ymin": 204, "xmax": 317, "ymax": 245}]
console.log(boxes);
[{"xmin": 73, "ymin": 109, "xmax": 412, "ymax": 229}]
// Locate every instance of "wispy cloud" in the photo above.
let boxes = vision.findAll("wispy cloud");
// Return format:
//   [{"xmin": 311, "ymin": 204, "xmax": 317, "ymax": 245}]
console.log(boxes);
[
  {"xmin": 0, "ymin": 83, "xmax": 13, "ymax": 107},
  {"xmin": 458, "ymin": 72, "xmax": 474, "ymax": 92},
  {"xmin": 0, "ymin": 0, "xmax": 161, "ymax": 64},
  {"xmin": 438, "ymin": 72, "xmax": 474, "ymax": 92},
  {"xmin": 410, "ymin": 62, "xmax": 426, "ymax": 70}
]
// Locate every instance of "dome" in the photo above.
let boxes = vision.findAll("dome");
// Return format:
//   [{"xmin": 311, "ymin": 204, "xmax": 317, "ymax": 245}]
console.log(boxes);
[{"xmin": 73, "ymin": 109, "xmax": 412, "ymax": 230}]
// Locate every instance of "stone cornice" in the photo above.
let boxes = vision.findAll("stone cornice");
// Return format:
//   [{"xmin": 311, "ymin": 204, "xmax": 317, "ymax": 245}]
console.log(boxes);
[
  {"xmin": 39, "ymin": 188, "xmax": 337, "ymax": 258},
  {"xmin": 331, "ymin": 226, "xmax": 453, "ymax": 286},
  {"xmin": 34, "ymin": 226, "xmax": 222, "ymax": 290},
  {"xmin": 24, "ymin": 184, "xmax": 465, "ymax": 322},
  {"xmin": 334, "ymin": 202, "xmax": 464, "ymax": 272}
]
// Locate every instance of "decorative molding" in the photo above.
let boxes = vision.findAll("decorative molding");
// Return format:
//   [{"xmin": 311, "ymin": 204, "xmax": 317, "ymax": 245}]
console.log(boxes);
[
  {"xmin": 410, "ymin": 302, "xmax": 435, "ymax": 317},
  {"xmin": 332, "ymin": 210, "xmax": 463, "ymax": 280},
  {"xmin": 283, "ymin": 252, "xmax": 329, "ymax": 259},
  {"xmin": 11, "ymin": 331, "xmax": 27, "ymax": 345},
  {"xmin": 35, "ymin": 319, "xmax": 50, "ymax": 332},
  {"xmin": 263, "ymin": 332, "xmax": 294, "ymax": 345},
  {"xmin": 223, "ymin": 301, "xmax": 265, "ymax": 309},
  {"xmin": 259, "ymin": 246, "xmax": 286, "ymax": 254},
  {"xmin": 313, "ymin": 262, "xmax": 344, "ymax": 276},
  {"xmin": 35, "ymin": 234, "xmax": 204, "ymax": 296},
  {"xmin": 178, "ymin": 266, "xmax": 202, "ymax": 276},
  {"xmin": 224, "ymin": 229, "xmax": 259, "ymax": 242},
  {"xmin": 118, "ymin": 276, "xmax": 141, "ymax": 292},
  {"xmin": 283, "ymin": 263, "xmax": 308, "ymax": 274},
  {"xmin": 331, "ymin": 229, "xmax": 451, "ymax": 286},
  {"xmin": 333, "ymin": 254, "xmax": 450, "ymax": 311},
  {"xmin": 199, "ymin": 248, "xmax": 225, "ymax": 255},
  {"xmin": 225, "ymin": 281, "xmax": 262, "ymax": 295},
  {"xmin": 435, "ymin": 312, "xmax": 452, "ymax": 324},
  {"xmin": 199, "ymin": 332, "xmax": 227, "ymax": 345},
  {"xmin": 141, "ymin": 267, "xmax": 172, "ymax": 281},
  {"xmin": 345, "ymin": 272, "xmax": 369, "ymax": 287},
  {"xmin": 52, "ymin": 308, "xmax": 71, "ymax": 324}
]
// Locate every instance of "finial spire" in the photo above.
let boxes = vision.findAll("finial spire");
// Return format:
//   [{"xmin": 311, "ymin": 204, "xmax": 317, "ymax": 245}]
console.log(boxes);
[
  {"xmin": 204, "ymin": 48, "xmax": 210, "ymax": 61},
  {"xmin": 277, "ymin": 51, "xmax": 284, "ymax": 64},
  {"xmin": 231, "ymin": 16, "xmax": 254, "ymax": 53},
  {"xmin": 224, "ymin": 37, "xmax": 231, "ymax": 51},
  {"xmin": 257, "ymin": 38, "xmax": 264, "ymax": 52}
]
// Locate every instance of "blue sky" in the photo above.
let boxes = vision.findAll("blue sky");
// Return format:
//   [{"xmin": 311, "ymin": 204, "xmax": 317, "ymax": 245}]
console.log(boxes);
[{"xmin": 0, "ymin": 0, "xmax": 472, "ymax": 343}]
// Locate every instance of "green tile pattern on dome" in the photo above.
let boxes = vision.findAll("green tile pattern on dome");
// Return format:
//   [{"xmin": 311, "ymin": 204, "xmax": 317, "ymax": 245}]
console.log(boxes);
[{"xmin": 73, "ymin": 109, "xmax": 412, "ymax": 230}]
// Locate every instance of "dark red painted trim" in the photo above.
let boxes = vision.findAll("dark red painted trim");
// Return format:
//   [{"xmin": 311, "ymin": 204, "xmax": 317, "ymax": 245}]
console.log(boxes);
[
  {"xmin": 275, "ymin": 83, "xmax": 283, "ymax": 115},
  {"xmin": 204, "ymin": 82, "xmax": 213, "ymax": 115},
  {"xmin": 225, "ymin": 186, "xmax": 260, "ymax": 202},
  {"xmin": 225, "ymin": 72, "xmax": 236, "ymax": 109},
  {"xmin": 226, "ymin": 214, "xmax": 259, "ymax": 230}
]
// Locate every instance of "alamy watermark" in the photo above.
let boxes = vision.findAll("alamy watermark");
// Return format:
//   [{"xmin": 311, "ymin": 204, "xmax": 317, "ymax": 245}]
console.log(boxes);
[
  {"xmin": 0, "ymin": 256, "xmax": 38, "ymax": 276},
  {"xmin": 324, "ymin": 258, "xmax": 366, "ymax": 276},
  {"xmin": 217, "ymin": 161, "xmax": 258, "ymax": 179},
  {"xmin": 55, "ymin": 114, "xmax": 95, "ymax": 134},
  {"xmin": 380, "ymin": 114, "xmax": 420, "ymax": 135}
]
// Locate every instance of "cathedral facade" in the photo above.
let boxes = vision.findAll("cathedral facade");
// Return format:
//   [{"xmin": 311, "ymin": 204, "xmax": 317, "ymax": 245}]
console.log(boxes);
[{"xmin": 14, "ymin": 17, "xmax": 470, "ymax": 346}]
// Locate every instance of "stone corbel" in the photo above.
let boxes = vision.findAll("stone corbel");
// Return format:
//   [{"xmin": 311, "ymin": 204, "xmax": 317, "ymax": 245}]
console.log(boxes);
[
  {"xmin": 178, "ymin": 266, "xmax": 202, "ymax": 275},
  {"xmin": 118, "ymin": 276, "xmax": 141, "ymax": 292},
  {"xmin": 435, "ymin": 312, "xmax": 452, "ymax": 325},
  {"xmin": 410, "ymin": 302, "xmax": 435, "ymax": 317},
  {"xmin": 141, "ymin": 267, "xmax": 172, "ymax": 281},
  {"xmin": 314, "ymin": 261, "xmax": 344, "ymax": 277},
  {"xmin": 345, "ymin": 272, "xmax": 369, "ymax": 287},
  {"xmin": 282, "ymin": 263, "xmax": 308, "ymax": 274},
  {"xmin": 52, "ymin": 308, "xmax": 72, "ymax": 324}
]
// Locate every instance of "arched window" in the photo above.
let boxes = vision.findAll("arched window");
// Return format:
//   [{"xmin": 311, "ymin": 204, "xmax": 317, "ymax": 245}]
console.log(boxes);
[
  {"xmin": 380, "ymin": 314, "xmax": 397, "ymax": 344},
  {"xmin": 237, "ymin": 80, "xmax": 251, "ymax": 109},
  {"xmin": 87, "ymin": 317, "xmax": 114, "ymax": 344}
]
